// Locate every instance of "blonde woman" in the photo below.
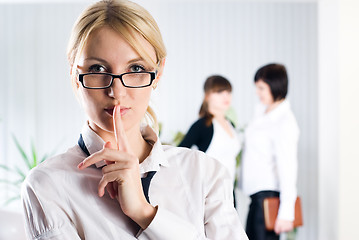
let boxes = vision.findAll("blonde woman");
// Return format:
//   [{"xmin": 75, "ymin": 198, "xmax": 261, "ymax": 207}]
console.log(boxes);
[{"xmin": 21, "ymin": 1, "xmax": 247, "ymax": 239}]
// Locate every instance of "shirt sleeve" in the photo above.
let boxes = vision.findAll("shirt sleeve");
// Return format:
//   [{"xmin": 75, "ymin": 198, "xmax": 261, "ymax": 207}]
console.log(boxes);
[
  {"xmin": 136, "ymin": 206, "xmax": 202, "ymax": 240},
  {"xmin": 21, "ymin": 169, "xmax": 81, "ymax": 240},
  {"xmin": 273, "ymin": 118, "xmax": 300, "ymax": 221},
  {"xmin": 202, "ymin": 157, "xmax": 248, "ymax": 240}
]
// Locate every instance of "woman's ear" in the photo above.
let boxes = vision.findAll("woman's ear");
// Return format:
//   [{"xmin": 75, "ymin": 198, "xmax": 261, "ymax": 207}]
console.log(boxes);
[
  {"xmin": 153, "ymin": 58, "xmax": 166, "ymax": 89},
  {"xmin": 70, "ymin": 65, "xmax": 80, "ymax": 89}
]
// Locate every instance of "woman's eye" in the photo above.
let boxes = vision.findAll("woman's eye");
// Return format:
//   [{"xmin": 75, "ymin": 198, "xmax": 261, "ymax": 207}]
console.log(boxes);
[
  {"xmin": 129, "ymin": 65, "xmax": 145, "ymax": 72},
  {"xmin": 88, "ymin": 64, "xmax": 106, "ymax": 73}
]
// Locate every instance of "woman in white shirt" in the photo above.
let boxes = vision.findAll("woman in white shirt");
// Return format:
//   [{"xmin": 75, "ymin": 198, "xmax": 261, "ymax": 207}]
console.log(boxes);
[
  {"xmin": 179, "ymin": 76, "xmax": 240, "ymax": 205},
  {"xmin": 21, "ymin": 1, "xmax": 247, "ymax": 239},
  {"xmin": 179, "ymin": 76, "xmax": 240, "ymax": 184},
  {"xmin": 241, "ymin": 63, "xmax": 299, "ymax": 240}
]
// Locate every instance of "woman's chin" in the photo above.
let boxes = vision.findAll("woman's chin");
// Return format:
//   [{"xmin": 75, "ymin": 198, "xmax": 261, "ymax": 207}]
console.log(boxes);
[{"xmin": 88, "ymin": 120, "xmax": 113, "ymax": 134}]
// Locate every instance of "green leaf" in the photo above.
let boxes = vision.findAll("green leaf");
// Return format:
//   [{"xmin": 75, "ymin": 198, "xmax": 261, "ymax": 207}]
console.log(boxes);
[
  {"xmin": 40, "ymin": 154, "xmax": 48, "ymax": 163},
  {"xmin": 0, "ymin": 179, "xmax": 20, "ymax": 186},
  {"xmin": 172, "ymin": 131, "xmax": 185, "ymax": 146},
  {"xmin": 31, "ymin": 140, "xmax": 38, "ymax": 169},
  {"xmin": 0, "ymin": 164, "xmax": 12, "ymax": 172},
  {"xmin": 14, "ymin": 166, "xmax": 26, "ymax": 179},
  {"xmin": 13, "ymin": 179, "xmax": 24, "ymax": 186},
  {"xmin": 225, "ymin": 107, "xmax": 239, "ymax": 128},
  {"xmin": 0, "ymin": 164, "xmax": 17, "ymax": 175},
  {"xmin": 3, "ymin": 183, "xmax": 21, "ymax": 193},
  {"xmin": 12, "ymin": 134, "xmax": 31, "ymax": 169},
  {"xmin": 3, "ymin": 195, "xmax": 20, "ymax": 206},
  {"xmin": 236, "ymin": 150, "xmax": 242, "ymax": 167},
  {"xmin": 233, "ymin": 178, "xmax": 238, "ymax": 189}
]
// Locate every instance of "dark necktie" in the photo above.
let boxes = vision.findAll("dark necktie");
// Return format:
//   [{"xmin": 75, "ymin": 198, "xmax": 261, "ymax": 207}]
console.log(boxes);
[
  {"xmin": 78, "ymin": 134, "xmax": 156, "ymax": 203},
  {"xmin": 141, "ymin": 171, "xmax": 156, "ymax": 203}
]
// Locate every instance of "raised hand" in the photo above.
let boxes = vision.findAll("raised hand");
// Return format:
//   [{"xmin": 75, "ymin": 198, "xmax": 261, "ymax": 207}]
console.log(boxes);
[{"xmin": 78, "ymin": 105, "xmax": 157, "ymax": 229}]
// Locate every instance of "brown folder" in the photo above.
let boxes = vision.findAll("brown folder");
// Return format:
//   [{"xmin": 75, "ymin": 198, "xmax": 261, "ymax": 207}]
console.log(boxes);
[{"xmin": 263, "ymin": 196, "xmax": 303, "ymax": 230}]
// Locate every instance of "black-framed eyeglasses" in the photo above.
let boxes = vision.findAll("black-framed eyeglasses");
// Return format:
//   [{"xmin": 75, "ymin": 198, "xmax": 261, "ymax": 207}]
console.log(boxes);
[{"xmin": 78, "ymin": 72, "xmax": 156, "ymax": 89}]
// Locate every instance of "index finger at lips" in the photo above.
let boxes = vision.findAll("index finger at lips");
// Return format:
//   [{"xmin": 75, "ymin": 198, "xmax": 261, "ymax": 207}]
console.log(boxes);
[{"xmin": 113, "ymin": 105, "xmax": 131, "ymax": 153}]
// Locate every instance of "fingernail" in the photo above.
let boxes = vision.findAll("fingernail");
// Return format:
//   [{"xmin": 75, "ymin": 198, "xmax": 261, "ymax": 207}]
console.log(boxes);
[
  {"xmin": 104, "ymin": 141, "xmax": 111, "ymax": 148},
  {"xmin": 77, "ymin": 162, "xmax": 83, "ymax": 169}
]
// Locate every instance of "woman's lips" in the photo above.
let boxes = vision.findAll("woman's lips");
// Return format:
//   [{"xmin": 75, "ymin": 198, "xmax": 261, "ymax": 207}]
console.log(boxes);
[
  {"xmin": 105, "ymin": 107, "xmax": 129, "ymax": 116},
  {"xmin": 119, "ymin": 107, "xmax": 129, "ymax": 116}
]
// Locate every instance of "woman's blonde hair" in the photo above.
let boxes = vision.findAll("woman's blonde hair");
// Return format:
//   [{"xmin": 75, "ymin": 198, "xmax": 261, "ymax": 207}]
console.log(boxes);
[{"xmin": 67, "ymin": 0, "xmax": 166, "ymax": 133}]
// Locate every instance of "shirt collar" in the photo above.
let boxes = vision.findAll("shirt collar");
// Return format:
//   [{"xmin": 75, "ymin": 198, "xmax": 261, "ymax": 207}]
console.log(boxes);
[
  {"xmin": 267, "ymin": 99, "xmax": 291, "ymax": 122},
  {"xmin": 256, "ymin": 99, "xmax": 291, "ymax": 122},
  {"xmin": 138, "ymin": 125, "xmax": 169, "ymax": 173},
  {"xmin": 81, "ymin": 123, "xmax": 106, "ymax": 168},
  {"xmin": 80, "ymin": 122, "xmax": 169, "ymax": 172}
]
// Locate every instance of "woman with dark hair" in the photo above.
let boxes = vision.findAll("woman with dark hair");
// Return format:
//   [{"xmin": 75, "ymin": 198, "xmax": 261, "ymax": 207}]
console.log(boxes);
[
  {"xmin": 179, "ymin": 75, "xmax": 240, "ymax": 188},
  {"xmin": 241, "ymin": 63, "xmax": 300, "ymax": 240}
]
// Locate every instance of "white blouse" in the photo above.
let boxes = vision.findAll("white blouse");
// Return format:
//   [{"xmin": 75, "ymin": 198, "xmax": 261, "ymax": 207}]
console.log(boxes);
[
  {"xmin": 206, "ymin": 119, "xmax": 241, "ymax": 183},
  {"xmin": 240, "ymin": 100, "xmax": 299, "ymax": 221},
  {"xmin": 22, "ymin": 123, "xmax": 248, "ymax": 240}
]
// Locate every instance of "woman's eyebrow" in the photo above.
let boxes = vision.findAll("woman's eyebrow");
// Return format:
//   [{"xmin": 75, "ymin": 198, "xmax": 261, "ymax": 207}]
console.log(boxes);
[
  {"xmin": 127, "ymin": 57, "xmax": 144, "ymax": 64},
  {"xmin": 84, "ymin": 57, "xmax": 108, "ymax": 64},
  {"xmin": 84, "ymin": 57, "xmax": 146, "ymax": 65}
]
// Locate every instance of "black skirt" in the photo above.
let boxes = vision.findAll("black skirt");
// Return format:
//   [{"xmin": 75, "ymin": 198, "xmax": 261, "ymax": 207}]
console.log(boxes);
[{"xmin": 246, "ymin": 190, "xmax": 280, "ymax": 240}]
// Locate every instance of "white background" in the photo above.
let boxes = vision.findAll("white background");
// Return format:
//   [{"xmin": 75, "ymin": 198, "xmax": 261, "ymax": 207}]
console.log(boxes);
[{"xmin": 0, "ymin": 0, "xmax": 358, "ymax": 239}]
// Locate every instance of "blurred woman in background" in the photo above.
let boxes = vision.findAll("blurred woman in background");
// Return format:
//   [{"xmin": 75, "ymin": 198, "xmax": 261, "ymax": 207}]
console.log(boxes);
[
  {"xmin": 241, "ymin": 63, "xmax": 299, "ymax": 240},
  {"xmin": 179, "ymin": 75, "xmax": 240, "ymax": 197}
]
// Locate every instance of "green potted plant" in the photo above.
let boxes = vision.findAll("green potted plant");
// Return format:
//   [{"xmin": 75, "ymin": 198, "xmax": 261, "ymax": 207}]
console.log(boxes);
[{"xmin": 0, "ymin": 135, "xmax": 51, "ymax": 205}]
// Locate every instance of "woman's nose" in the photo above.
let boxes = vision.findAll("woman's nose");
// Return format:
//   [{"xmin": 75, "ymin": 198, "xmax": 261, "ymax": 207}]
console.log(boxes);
[{"xmin": 108, "ymin": 78, "xmax": 127, "ymax": 99}]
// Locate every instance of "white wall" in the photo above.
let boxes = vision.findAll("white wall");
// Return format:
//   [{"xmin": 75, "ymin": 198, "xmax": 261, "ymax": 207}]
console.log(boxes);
[
  {"xmin": 337, "ymin": 0, "xmax": 359, "ymax": 239},
  {"xmin": 318, "ymin": 0, "xmax": 339, "ymax": 239},
  {"xmin": 318, "ymin": 1, "xmax": 359, "ymax": 239},
  {"xmin": 0, "ymin": 1, "xmax": 318, "ymax": 239}
]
